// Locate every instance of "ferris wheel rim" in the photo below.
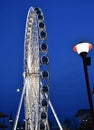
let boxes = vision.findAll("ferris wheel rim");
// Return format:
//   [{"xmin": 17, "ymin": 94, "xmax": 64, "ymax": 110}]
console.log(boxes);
[{"xmin": 24, "ymin": 7, "xmax": 50, "ymax": 130}]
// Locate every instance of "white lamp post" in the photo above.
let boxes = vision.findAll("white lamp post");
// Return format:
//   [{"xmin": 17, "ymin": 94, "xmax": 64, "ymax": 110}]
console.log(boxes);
[{"xmin": 73, "ymin": 42, "xmax": 94, "ymax": 130}]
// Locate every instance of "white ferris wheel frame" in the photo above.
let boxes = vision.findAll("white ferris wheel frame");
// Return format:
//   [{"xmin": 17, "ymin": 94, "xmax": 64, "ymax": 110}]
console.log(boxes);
[{"xmin": 13, "ymin": 7, "xmax": 63, "ymax": 130}]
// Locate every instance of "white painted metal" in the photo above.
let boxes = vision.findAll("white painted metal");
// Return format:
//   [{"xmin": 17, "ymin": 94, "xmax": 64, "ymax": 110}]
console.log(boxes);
[
  {"xmin": 24, "ymin": 7, "xmax": 40, "ymax": 130},
  {"xmin": 49, "ymin": 100, "xmax": 63, "ymax": 130},
  {"xmin": 13, "ymin": 84, "xmax": 26, "ymax": 130},
  {"xmin": 24, "ymin": 7, "xmax": 50, "ymax": 130},
  {"xmin": 13, "ymin": 7, "xmax": 63, "ymax": 130}
]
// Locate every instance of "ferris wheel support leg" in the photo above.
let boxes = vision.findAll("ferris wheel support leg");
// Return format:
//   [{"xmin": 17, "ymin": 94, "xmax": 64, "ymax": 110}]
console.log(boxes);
[
  {"xmin": 13, "ymin": 85, "xmax": 26, "ymax": 130},
  {"xmin": 49, "ymin": 100, "xmax": 63, "ymax": 130}
]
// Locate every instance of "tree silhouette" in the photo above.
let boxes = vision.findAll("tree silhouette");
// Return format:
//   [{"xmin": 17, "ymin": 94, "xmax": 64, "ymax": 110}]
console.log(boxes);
[{"xmin": 75, "ymin": 109, "xmax": 92, "ymax": 130}]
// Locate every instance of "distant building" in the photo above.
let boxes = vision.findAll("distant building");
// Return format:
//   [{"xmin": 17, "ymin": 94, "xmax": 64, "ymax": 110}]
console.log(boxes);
[{"xmin": 0, "ymin": 112, "xmax": 8, "ymax": 130}]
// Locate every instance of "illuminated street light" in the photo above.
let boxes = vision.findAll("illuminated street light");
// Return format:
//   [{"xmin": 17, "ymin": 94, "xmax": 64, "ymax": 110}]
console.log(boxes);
[{"xmin": 73, "ymin": 41, "xmax": 94, "ymax": 130}]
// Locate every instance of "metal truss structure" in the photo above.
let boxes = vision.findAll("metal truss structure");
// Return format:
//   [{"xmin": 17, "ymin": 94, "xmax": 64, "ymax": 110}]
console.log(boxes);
[{"xmin": 13, "ymin": 7, "xmax": 63, "ymax": 130}]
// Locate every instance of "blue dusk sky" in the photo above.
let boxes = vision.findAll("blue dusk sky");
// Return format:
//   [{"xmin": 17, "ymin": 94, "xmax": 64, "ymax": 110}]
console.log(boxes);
[{"xmin": 0, "ymin": 0, "xmax": 94, "ymax": 124}]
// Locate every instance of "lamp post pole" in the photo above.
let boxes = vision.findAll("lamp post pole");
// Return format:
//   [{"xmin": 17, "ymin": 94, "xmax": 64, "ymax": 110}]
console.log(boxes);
[
  {"xmin": 73, "ymin": 42, "xmax": 94, "ymax": 130},
  {"xmin": 80, "ymin": 52, "xmax": 94, "ymax": 130}
]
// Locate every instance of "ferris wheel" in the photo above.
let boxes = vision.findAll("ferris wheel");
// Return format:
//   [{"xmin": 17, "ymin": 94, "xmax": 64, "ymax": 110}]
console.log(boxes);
[
  {"xmin": 13, "ymin": 7, "xmax": 63, "ymax": 130},
  {"xmin": 24, "ymin": 7, "xmax": 49, "ymax": 130}
]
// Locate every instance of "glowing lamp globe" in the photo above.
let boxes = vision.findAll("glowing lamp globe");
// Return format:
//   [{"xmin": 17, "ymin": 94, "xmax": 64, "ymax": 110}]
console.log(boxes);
[{"xmin": 73, "ymin": 42, "xmax": 92, "ymax": 54}]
